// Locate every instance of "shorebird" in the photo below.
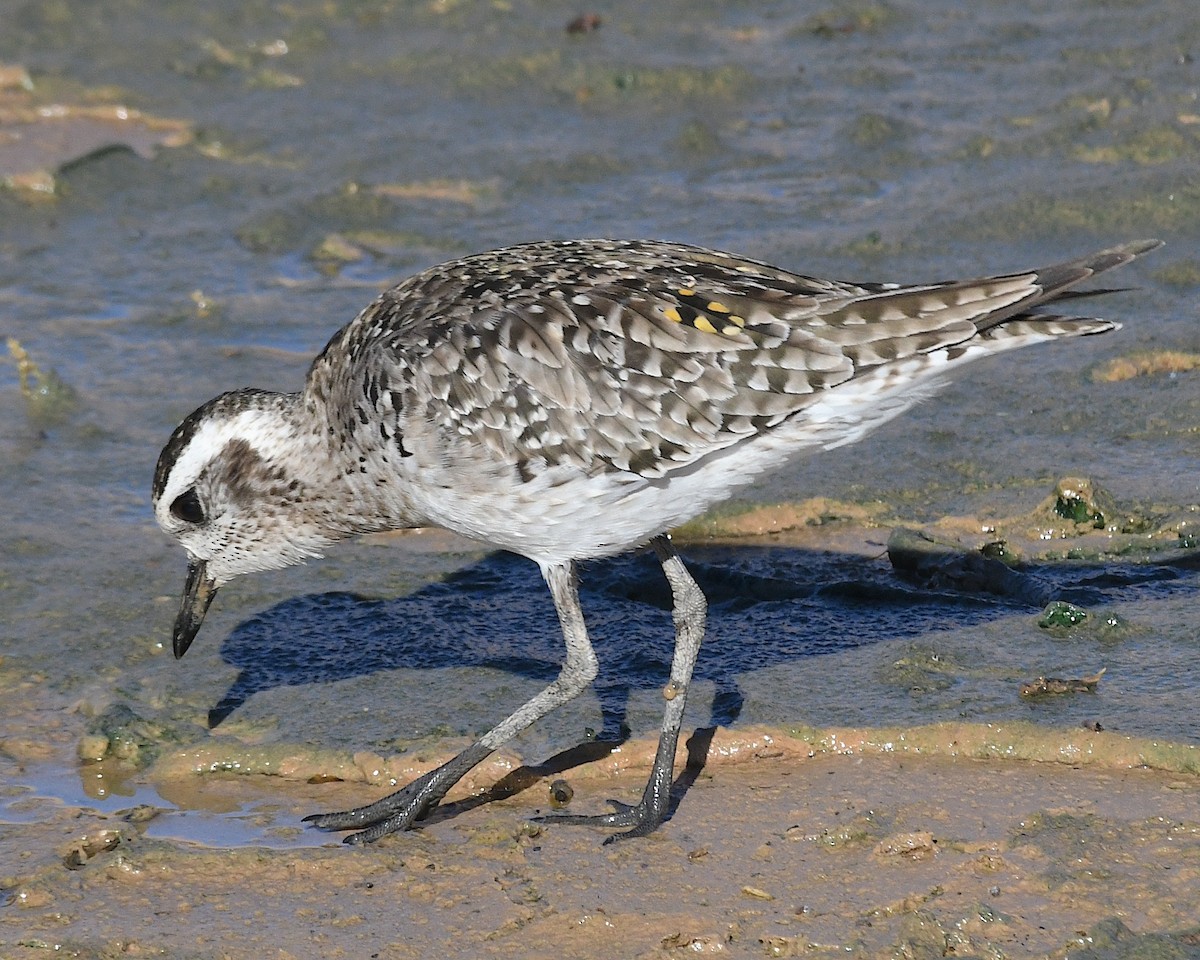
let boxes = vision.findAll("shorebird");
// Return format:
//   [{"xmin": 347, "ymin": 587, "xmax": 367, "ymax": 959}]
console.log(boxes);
[{"xmin": 152, "ymin": 237, "xmax": 1160, "ymax": 843}]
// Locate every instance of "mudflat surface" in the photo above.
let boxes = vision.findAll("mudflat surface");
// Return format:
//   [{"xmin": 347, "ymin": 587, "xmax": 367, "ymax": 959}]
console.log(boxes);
[
  {"xmin": 4, "ymin": 730, "xmax": 1200, "ymax": 959},
  {"xmin": 2, "ymin": 0, "xmax": 1198, "ymax": 956}
]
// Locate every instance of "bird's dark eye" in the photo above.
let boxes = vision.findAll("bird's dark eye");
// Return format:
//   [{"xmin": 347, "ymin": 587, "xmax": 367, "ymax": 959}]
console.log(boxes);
[{"xmin": 170, "ymin": 489, "xmax": 206, "ymax": 524}]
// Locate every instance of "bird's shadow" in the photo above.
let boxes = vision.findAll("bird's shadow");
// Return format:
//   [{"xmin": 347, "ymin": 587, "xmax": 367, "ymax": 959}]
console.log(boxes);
[
  {"xmin": 209, "ymin": 544, "xmax": 1014, "ymax": 730},
  {"xmin": 208, "ymin": 543, "xmax": 1195, "ymax": 823}
]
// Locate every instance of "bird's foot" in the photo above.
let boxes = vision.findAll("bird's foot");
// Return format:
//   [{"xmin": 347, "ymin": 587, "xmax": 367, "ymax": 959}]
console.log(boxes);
[
  {"xmin": 302, "ymin": 771, "xmax": 442, "ymax": 845},
  {"xmin": 534, "ymin": 794, "xmax": 668, "ymax": 844},
  {"xmin": 303, "ymin": 741, "xmax": 493, "ymax": 844}
]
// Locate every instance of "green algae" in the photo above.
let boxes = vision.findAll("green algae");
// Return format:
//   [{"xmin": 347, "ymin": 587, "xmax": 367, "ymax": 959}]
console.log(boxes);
[
  {"xmin": 1028, "ymin": 477, "xmax": 1176, "ymax": 546},
  {"xmin": 1057, "ymin": 918, "xmax": 1200, "ymax": 960},
  {"xmin": 80, "ymin": 704, "xmax": 192, "ymax": 770},
  {"xmin": 809, "ymin": 812, "xmax": 880, "ymax": 849},
  {"xmin": 235, "ymin": 183, "xmax": 401, "ymax": 254},
  {"xmin": 941, "ymin": 80, "xmax": 1195, "ymax": 170},
  {"xmin": 799, "ymin": 1, "xmax": 900, "ymax": 38},
  {"xmin": 669, "ymin": 120, "xmax": 724, "ymax": 157},
  {"xmin": 1052, "ymin": 477, "xmax": 1111, "ymax": 528},
  {"xmin": 592, "ymin": 64, "xmax": 750, "ymax": 102},
  {"xmin": 829, "ymin": 230, "xmax": 910, "ymax": 260},
  {"xmin": 1153, "ymin": 258, "xmax": 1200, "ymax": 287},
  {"xmin": 238, "ymin": 182, "xmax": 467, "ymax": 260},
  {"xmin": 968, "ymin": 178, "xmax": 1200, "ymax": 239},
  {"xmin": 883, "ymin": 649, "xmax": 961, "ymax": 694},
  {"xmin": 1012, "ymin": 809, "xmax": 1109, "ymax": 857},
  {"xmin": 512, "ymin": 150, "xmax": 631, "ymax": 188},
  {"xmin": 3, "ymin": 338, "xmax": 78, "ymax": 426},
  {"xmin": 955, "ymin": 133, "xmax": 998, "ymax": 160},
  {"xmin": 1075, "ymin": 126, "xmax": 1195, "ymax": 165},
  {"xmin": 888, "ymin": 910, "xmax": 950, "ymax": 960},
  {"xmin": 310, "ymin": 231, "xmax": 367, "ymax": 267},
  {"xmin": 1041, "ymin": 604, "xmax": 1099, "ymax": 633},
  {"xmin": 151, "ymin": 738, "xmax": 425, "ymax": 786},
  {"xmin": 390, "ymin": 45, "xmax": 752, "ymax": 106},
  {"xmin": 847, "ymin": 112, "xmax": 909, "ymax": 149}
]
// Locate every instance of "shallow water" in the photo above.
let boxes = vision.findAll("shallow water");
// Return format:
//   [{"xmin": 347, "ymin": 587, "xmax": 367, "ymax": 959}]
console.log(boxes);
[{"xmin": 1, "ymin": 0, "xmax": 1197, "ymax": 855}]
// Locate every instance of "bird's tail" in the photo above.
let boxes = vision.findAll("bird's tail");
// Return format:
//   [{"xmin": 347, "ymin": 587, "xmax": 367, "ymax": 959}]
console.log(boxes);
[{"xmin": 973, "ymin": 238, "xmax": 1163, "ymax": 336}]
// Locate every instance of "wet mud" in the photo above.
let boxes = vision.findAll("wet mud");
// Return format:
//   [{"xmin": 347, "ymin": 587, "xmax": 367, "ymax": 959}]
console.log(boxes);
[{"xmin": 3, "ymin": 740, "xmax": 1199, "ymax": 959}]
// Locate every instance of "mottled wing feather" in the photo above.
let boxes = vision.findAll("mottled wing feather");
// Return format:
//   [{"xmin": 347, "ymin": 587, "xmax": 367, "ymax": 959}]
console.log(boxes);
[{"xmin": 307, "ymin": 238, "xmax": 1155, "ymax": 480}]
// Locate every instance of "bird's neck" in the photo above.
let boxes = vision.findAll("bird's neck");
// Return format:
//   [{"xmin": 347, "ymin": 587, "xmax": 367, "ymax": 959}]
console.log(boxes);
[{"xmin": 284, "ymin": 391, "xmax": 425, "ymax": 540}]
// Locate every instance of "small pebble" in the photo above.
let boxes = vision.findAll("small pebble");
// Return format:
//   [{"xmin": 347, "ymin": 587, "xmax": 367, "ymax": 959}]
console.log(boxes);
[
  {"xmin": 566, "ymin": 13, "xmax": 602, "ymax": 33},
  {"xmin": 549, "ymin": 778, "xmax": 574, "ymax": 807},
  {"xmin": 741, "ymin": 885, "xmax": 775, "ymax": 901}
]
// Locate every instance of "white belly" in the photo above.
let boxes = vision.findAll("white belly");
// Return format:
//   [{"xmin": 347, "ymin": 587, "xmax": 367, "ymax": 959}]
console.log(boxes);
[{"xmin": 406, "ymin": 357, "xmax": 954, "ymax": 565}]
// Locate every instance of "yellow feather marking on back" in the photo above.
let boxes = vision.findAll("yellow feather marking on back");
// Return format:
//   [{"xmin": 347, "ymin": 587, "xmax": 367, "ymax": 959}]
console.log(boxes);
[
  {"xmin": 663, "ymin": 306, "xmax": 683, "ymax": 323},
  {"xmin": 707, "ymin": 300, "xmax": 731, "ymax": 313},
  {"xmin": 677, "ymin": 287, "xmax": 696, "ymax": 297},
  {"xmin": 693, "ymin": 315, "xmax": 718, "ymax": 334},
  {"xmin": 721, "ymin": 324, "xmax": 743, "ymax": 337},
  {"xmin": 727, "ymin": 315, "xmax": 746, "ymax": 327}
]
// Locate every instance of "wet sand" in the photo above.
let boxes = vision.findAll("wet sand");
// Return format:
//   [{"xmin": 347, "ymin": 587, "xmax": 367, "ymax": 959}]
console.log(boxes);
[
  {"xmin": 3, "ymin": 513, "xmax": 1198, "ymax": 957},
  {"xmin": 4, "ymin": 725, "xmax": 1199, "ymax": 959}
]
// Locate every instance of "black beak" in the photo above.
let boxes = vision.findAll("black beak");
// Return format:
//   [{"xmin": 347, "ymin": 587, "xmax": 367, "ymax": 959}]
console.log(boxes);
[{"xmin": 173, "ymin": 558, "xmax": 218, "ymax": 659}]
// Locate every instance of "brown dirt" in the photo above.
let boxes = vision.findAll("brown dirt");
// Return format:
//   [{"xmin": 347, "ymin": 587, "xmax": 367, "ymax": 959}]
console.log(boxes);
[{"xmin": 3, "ymin": 735, "xmax": 1198, "ymax": 959}]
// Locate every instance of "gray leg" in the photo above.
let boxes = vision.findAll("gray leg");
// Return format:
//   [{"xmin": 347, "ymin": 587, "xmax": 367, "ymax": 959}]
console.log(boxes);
[
  {"xmin": 304, "ymin": 560, "xmax": 599, "ymax": 843},
  {"xmin": 541, "ymin": 534, "xmax": 708, "ymax": 841}
]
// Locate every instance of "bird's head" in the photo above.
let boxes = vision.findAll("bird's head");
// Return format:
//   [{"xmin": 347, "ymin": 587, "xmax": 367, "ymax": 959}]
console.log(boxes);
[{"xmin": 152, "ymin": 389, "xmax": 333, "ymax": 658}]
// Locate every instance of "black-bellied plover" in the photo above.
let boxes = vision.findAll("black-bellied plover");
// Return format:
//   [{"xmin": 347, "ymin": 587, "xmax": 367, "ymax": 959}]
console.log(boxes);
[{"xmin": 152, "ymin": 237, "xmax": 1160, "ymax": 843}]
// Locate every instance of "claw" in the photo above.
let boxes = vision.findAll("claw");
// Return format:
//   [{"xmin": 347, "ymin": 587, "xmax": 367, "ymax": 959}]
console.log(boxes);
[{"xmin": 533, "ymin": 795, "xmax": 668, "ymax": 842}]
